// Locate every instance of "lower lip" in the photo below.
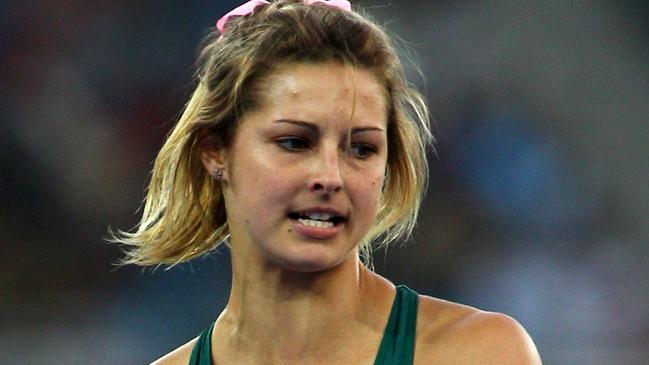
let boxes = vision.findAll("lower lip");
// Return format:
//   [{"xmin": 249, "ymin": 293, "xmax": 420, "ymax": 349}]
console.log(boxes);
[{"xmin": 289, "ymin": 218, "xmax": 344, "ymax": 240}]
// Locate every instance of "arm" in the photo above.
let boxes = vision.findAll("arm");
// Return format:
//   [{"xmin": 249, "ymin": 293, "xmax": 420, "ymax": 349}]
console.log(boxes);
[
  {"xmin": 462, "ymin": 312, "xmax": 542, "ymax": 365},
  {"xmin": 415, "ymin": 297, "xmax": 542, "ymax": 365},
  {"xmin": 150, "ymin": 338, "xmax": 197, "ymax": 365}
]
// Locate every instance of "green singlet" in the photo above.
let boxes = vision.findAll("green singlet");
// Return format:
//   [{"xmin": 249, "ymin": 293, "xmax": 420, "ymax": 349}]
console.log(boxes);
[{"xmin": 188, "ymin": 285, "xmax": 419, "ymax": 365}]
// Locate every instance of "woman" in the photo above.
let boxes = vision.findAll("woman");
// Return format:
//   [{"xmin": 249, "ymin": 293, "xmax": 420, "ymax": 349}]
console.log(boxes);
[{"xmin": 115, "ymin": 1, "xmax": 542, "ymax": 364}]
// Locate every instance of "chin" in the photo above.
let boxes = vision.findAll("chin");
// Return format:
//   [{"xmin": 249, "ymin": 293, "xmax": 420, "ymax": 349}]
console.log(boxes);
[{"xmin": 268, "ymin": 244, "xmax": 353, "ymax": 274}]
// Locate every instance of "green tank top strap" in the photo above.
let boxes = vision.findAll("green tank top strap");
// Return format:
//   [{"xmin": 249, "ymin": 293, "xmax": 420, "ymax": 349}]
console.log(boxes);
[
  {"xmin": 373, "ymin": 285, "xmax": 419, "ymax": 365},
  {"xmin": 188, "ymin": 285, "xmax": 419, "ymax": 365},
  {"xmin": 188, "ymin": 320, "xmax": 215, "ymax": 365}
]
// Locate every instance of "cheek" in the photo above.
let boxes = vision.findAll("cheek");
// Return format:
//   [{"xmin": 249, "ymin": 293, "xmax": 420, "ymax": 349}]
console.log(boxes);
[
  {"xmin": 353, "ymin": 170, "xmax": 385, "ymax": 215},
  {"xmin": 231, "ymin": 148, "xmax": 301, "ymax": 212}
]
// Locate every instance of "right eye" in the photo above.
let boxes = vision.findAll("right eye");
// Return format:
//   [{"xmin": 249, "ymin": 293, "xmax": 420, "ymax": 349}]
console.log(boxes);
[{"xmin": 275, "ymin": 137, "xmax": 310, "ymax": 151}]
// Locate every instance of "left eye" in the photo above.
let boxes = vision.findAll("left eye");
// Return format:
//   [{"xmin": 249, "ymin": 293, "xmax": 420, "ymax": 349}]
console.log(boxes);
[
  {"xmin": 350, "ymin": 143, "xmax": 377, "ymax": 159},
  {"xmin": 276, "ymin": 137, "xmax": 310, "ymax": 151}
]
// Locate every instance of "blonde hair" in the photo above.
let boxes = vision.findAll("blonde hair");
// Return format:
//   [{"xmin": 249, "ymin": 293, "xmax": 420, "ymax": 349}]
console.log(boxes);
[{"xmin": 112, "ymin": 0, "xmax": 433, "ymax": 266}]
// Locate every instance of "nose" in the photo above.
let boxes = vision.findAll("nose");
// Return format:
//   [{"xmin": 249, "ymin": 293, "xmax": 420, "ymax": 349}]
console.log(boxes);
[{"xmin": 308, "ymin": 145, "xmax": 344, "ymax": 194}]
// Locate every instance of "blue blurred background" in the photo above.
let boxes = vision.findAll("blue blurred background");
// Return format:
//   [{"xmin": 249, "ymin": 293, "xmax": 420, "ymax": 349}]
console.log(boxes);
[{"xmin": 1, "ymin": 0, "xmax": 648, "ymax": 363}]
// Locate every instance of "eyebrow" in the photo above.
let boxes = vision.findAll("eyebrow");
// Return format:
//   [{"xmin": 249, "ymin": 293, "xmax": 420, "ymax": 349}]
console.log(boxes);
[{"xmin": 273, "ymin": 119, "xmax": 385, "ymax": 134}]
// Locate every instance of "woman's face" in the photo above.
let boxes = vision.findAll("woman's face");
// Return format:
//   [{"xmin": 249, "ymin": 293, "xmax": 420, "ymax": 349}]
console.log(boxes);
[{"xmin": 205, "ymin": 62, "xmax": 388, "ymax": 273}]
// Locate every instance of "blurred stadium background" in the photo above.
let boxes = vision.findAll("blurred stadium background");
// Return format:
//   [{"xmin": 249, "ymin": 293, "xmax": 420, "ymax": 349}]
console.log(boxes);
[{"xmin": 1, "ymin": 0, "xmax": 648, "ymax": 363}]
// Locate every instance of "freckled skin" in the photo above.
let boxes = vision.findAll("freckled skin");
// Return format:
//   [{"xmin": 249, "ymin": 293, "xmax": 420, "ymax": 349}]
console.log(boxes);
[
  {"xmin": 163, "ymin": 62, "xmax": 542, "ymax": 365},
  {"xmin": 209, "ymin": 62, "xmax": 389, "ymax": 273}
]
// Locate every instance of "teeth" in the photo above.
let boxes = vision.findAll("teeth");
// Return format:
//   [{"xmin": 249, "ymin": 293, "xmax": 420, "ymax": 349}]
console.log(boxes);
[
  {"xmin": 306, "ymin": 212, "xmax": 333, "ymax": 221},
  {"xmin": 297, "ymin": 218, "xmax": 334, "ymax": 228}
]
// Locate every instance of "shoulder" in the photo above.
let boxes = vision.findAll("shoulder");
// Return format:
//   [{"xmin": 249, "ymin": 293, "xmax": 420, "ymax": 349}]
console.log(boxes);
[
  {"xmin": 149, "ymin": 337, "xmax": 198, "ymax": 365},
  {"xmin": 414, "ymin": 294, "xmax": 542, "ymax": 364}
]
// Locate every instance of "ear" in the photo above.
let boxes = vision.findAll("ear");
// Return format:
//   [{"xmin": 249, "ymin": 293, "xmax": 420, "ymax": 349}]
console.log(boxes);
[
  {"xmin": 200, "ymin": 146, "xmax": 227, "ymax": 180},
  {"xmin": 198, "ymin": 129, "xmax": 229, "ymax": 181}
]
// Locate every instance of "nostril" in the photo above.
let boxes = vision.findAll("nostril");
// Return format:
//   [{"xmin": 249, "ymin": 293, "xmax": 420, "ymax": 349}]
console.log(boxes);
[
  {"xmin": 309, "ymin": 177, "xmax": 343, "ymax": 193},
  {"xmin": 310, "ymin": 182, "xmax": 342, "ymax": 193}
]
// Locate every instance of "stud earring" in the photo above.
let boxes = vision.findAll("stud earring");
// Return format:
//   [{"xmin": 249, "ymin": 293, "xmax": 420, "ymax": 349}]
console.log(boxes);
[{"xmin": 211, "ymin": 168, "xmax": 223, "ymax": 181}]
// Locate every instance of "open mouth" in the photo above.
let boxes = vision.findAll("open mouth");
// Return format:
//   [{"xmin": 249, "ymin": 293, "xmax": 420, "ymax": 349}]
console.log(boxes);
[{"xmin": 288, "ymin": 212, "xmax": 346, "ymax": 228}]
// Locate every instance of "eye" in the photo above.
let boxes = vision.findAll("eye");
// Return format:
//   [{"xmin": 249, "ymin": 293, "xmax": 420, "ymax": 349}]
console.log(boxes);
[
  {"xmin": 350, "ymin": 143, "xmax": 377, "ymax": 159},
  {"xmin": 276, "ymin": 137, "xmax": 310, "ymax": 151}
]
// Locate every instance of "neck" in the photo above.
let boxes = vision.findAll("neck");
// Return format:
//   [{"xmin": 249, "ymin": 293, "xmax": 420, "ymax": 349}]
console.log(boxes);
[{"xmin": 214, "ymin": 244, "xmax": 394, "ymax": 364}]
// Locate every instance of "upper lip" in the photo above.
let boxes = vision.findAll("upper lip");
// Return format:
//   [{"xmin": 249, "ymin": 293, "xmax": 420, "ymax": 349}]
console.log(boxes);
[{"xmin": 290, "ymin": 207, "xmax": 347, "ymax": 218}]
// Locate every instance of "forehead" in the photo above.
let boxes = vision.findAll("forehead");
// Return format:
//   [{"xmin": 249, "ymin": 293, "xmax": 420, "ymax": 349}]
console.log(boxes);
[
  {"xmin": 253, "ymin": 62, "xmax": 388, "ymax": 127},
  {"xmin": 265, "ymin": 62, "xmax": 385, "ymax": 94}
]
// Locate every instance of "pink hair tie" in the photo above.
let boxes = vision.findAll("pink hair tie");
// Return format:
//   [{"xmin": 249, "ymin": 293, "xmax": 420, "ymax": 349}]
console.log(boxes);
[
  {"xmin": 216, "ymin": 0, "xmax": 270, "ymax": 33},
  {"xmin": 216, "ymin": 0, "xmax": 351, "ymax": 33}
]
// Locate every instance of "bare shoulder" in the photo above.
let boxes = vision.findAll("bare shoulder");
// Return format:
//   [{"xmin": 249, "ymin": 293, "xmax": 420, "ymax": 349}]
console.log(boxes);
[
  {"xmin": 414, "ymin": 295, "xmax": 542, "ymax": 365},
  {"xmin": 149, "ymin": 337, "xmax": 198, "ymax": 365}
]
